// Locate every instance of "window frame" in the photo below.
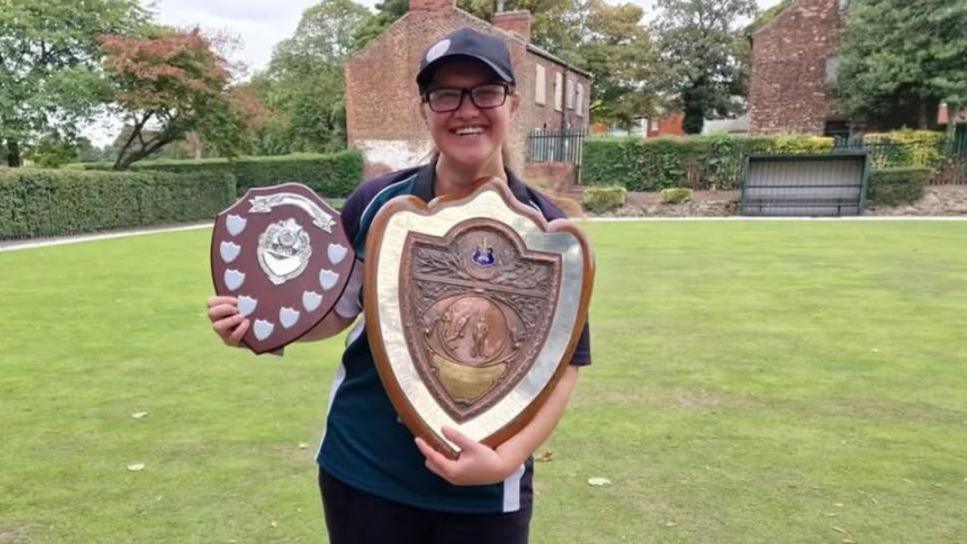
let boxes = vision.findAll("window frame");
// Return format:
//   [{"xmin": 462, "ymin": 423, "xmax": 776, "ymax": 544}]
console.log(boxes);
[{"xmin": 535, "ymin": 64, "xmax": 546, "ymax": 106}]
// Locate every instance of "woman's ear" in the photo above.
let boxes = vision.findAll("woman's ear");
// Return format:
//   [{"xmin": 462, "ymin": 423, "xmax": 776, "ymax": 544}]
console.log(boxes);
[{"xmin": 510, "ymin": 91, "xmax": 521, "ymax": 114}]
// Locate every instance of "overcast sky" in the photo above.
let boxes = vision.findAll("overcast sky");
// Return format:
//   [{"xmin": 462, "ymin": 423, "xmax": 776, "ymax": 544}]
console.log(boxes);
[{"xmin": 84, "ymin": 0, "xmax": 783, "ymax": 145}]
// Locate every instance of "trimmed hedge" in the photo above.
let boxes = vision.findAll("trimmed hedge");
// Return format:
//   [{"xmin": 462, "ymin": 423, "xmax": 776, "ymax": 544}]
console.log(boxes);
[
  {"xmin": 582, "ymin": 134, "xmax": 834, "ymax": 192},
  {"xmin": 75, "ymin": 150, "xmax": 364, "ymax": 197},
  {"xmin": 864, "ymin": 130, "xmax": 947, "ymax": 169},
  {"xmin": 867, "ymin": 167, "xmax": 932, "ymax": 207},
  {"xmin": 660, "ymin": 187, "xmax": 693, "ymax": 204},
  {"xmin": 0, "ymin": 169, "xmax": 235, "ymax": 239},
  {"xmin": 582, "ymin": 186, "xmax": 626, "ymax": 214}
]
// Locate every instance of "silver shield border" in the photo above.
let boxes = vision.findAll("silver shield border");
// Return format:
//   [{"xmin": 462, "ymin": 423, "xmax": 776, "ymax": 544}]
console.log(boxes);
[{"xmin": 373, "ymin": 189, "xmax": 587, "ymax": 451}]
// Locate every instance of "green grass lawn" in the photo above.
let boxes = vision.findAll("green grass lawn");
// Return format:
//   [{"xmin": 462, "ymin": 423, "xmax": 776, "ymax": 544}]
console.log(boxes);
[{"xmin": 2, "ymin": 221, "xmax": 966, "ymax": 543}]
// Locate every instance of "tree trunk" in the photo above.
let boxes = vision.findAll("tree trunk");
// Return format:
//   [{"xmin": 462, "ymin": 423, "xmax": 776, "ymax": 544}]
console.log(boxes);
[
  {"xmin": 682, "ymin": 104, "xmax": 705, "ymax": 135},
  {"xmin": 917, "ymin": 100, "xmax": 928, "ymax": 130},
  {"xmin": 681, "ymin": 81, "xmax": 707, "ymax": 135},
  {"xmin": 6, "ymin": 140, "xmax": 22, "ymax": 167},
  {"xmin": 947, "ymin": 104, "xmax": 960, "ymax": 145}
]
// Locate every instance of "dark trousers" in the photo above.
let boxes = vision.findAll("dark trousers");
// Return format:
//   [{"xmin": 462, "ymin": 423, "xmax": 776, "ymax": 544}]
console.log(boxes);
[{"xmin": 319, "ymin": 470, "xmax": 531, "ymax": 544}]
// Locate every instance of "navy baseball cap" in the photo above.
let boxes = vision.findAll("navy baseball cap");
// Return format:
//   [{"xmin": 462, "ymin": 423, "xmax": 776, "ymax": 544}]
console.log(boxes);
[{"xmin": 416, "ymin": 27, "xmax": 516, "ymax": 92}]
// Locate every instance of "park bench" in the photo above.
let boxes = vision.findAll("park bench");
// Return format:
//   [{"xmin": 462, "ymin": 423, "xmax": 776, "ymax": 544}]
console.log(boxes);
[{"xmin": 740, "ymin": 153, "xmax": 870, "ymax": 217}]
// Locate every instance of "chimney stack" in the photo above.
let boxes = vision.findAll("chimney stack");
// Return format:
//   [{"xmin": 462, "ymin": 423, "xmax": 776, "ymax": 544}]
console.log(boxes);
[
  {"xmin": 408, "ymin": 0, "xmax": 456, "ymax": 12},
  {"xmin": 493, "ymin": 10, "xmax": 532, "ymax": 42}
]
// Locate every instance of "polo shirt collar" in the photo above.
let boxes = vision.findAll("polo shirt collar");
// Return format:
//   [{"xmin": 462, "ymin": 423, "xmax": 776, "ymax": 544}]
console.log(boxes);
[{"xmin": 413, "ymin": 156, "xmax": 532, "ymax": 206}]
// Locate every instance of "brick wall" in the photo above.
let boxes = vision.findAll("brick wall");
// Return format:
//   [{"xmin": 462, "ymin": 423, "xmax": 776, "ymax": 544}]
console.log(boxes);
[
  {"xmin": 748, "ymin": 0, "xmax": 845, "ymax": 134},
  {"xmin": 519, "ymin": 55, "xmax": 589, "ymax": 134},
  {"xmin": 409, "ymin": 0, "xmax": 456, "ymax": 12},
  {"xmin": 524, "ymin": 162, "xmax": 577, "ymax": 192},
  {"xmin": 493, "ymin": 10, "xmax": 531, "ymax": 41},
  {"xmin": 646, "ymin": 113, "xmax": 685, "ymax": 138}
]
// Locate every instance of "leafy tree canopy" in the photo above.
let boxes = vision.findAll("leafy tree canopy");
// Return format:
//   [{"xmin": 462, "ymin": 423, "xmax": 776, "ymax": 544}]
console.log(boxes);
[
  {"xmin": 839, "ymin": 0, "xmax": 967, "ymax": 130},
  {"xmin": 0, "ymin": 0, "xmax": 148, "ymax": 166},
  {"xmin": 100, "ymin": 27, "xmax": 242, "ymax": 169},
  {"xmin": 653, "ymin": 0, "xmax": 757, "ymax": 134}
]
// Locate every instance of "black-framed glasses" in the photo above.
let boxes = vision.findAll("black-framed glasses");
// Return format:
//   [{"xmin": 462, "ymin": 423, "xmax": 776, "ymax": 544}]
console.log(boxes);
[{"xmin": 422, "ymin": 83, "xmax": 510, "ymax": 113}]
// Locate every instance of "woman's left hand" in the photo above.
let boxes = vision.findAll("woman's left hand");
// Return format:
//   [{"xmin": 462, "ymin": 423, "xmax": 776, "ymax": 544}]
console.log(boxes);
[{"xmin": 415, "ymin": 427, "xmax": 515, "ymax": 486}]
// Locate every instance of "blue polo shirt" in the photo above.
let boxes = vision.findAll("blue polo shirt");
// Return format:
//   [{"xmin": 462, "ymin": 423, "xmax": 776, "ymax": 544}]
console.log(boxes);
[{"xmin": 317, "ymin": 160, "xmax": 592, "ymax": 514}]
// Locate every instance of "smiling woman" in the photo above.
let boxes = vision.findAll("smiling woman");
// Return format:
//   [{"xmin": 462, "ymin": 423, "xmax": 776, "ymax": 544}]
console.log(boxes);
[{"xmin": 204, "ymin": 25, "xmax": 593, "ymax": 544}]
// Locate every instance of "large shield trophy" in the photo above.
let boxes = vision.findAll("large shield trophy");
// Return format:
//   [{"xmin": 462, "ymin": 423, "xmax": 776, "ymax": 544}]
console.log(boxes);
[
  {"xmin": 365, "ymin": 179, "xmax": 594, "ymax": 458},
  {"xmin": 210, "ymin": 183, "xmax": 355, "ymax": 355}
]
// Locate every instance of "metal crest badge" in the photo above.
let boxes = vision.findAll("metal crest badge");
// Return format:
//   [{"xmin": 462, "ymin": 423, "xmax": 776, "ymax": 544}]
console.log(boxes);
[
  {"xmin": 364, "ymin": 179, "xmax": 594, "ymax": 458},
  {"xmin": 210, "ymin": 183, "xmax": 355, "ymax": 355}
]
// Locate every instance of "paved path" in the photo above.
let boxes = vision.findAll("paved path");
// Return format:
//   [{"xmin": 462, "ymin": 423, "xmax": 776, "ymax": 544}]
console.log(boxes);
[
  {"xmin": 0, "ymin": 222, "xmax": 213, "ymax": 253},
  {"xmin": 1, "ymin": 216, "xmax": 965, "ymax": 253}
]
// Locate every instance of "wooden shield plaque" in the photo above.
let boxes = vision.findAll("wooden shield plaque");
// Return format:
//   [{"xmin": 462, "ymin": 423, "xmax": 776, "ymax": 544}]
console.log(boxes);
[
  {"xmin": 365, "ymin": 179, "xmax": 593, "ymax": 458},
  {"xmin": 210, "ymin": 183, "xmax": 355, "ymax": 355}
]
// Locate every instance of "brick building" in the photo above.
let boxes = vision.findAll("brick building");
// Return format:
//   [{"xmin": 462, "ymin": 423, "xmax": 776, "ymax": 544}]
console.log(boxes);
[
  {"xmin": 748, "ymin": 0, "xmax": 937, "ymax": 137},
  {"xmin": 345, "ymin": 0, "xmax": 592, "ymax": 175},
  {"xmin": 646, "ymin": 113, "xmax": 686, "ymax": 138},
  {"xmin": 748, "ymin": 0, "xmax": 849, "ymax": 136}
]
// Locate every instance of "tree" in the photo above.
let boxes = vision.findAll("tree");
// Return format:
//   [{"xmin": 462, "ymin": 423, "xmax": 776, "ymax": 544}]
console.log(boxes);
[
  {"xmin": 256, "ymin": 0, "xmax": 369, "ymax": 154},
  {"xmin": 653, "ymin": 0, "xmax": 757, "ymax": 134},
  {"xmin": 578, "ymin": 0, "xmax": 663, "ymax": 128},
  {"xmin": 352, "ymin": 0, "xmax": 408, "ymax": 52},
  {"xmin": 457, "ymin": 0, "xmax": 584, "ymax": 64},
  {"xmin": 227, "ymin": 82, "xmax": 274, "ymax": 154},
  {"xmin": 24, "ymin": 133, "xmax": 80, "ymax": 168},
  {"xmin": 272, "ymin": 0, "xmax": 370, "ymax": 74},
  {"xmin": 99, "ymin": 27, "xmax": 242, "ymax": 170},
  {"xmin": 0, "ymin": 0, "xmax": 147, "ymax": 166},
  {"xmin": 839, "ymin": 0, "xmax": 967, "ymax": 131}
]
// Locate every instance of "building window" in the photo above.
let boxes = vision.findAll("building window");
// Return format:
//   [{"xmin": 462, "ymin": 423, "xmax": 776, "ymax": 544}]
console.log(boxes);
[
  {"xmin": 575, "ymin": 83, "xmax": 584, "ymax": 116},
  {"xmin": 825, "ymin": 55, "xmax": 841, "ymax": 86},
  {"xmin": 535, "ymin": 64, "xmax": 546, "ymax": 106},
  {"xmin": 554, "ymin": 72, "xmax": 563, "ymax": 112},
  {"xmin": 566, "ymin": 78, "xmax": 575, "ymax": 109},
  {"xmin": 824, "ymin": 120, "xmax": 850, "ymax": 145}
]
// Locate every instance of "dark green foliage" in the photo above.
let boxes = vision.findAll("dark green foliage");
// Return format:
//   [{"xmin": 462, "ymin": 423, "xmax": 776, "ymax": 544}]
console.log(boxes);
[
  {"xmin": 582, "ymin": 134, "xmax": 802, "ymax": 191},
  {"xmin": 839, "ymin": 0, "xmax": 966, "ymax": 130},
  {"xmin": 252, "ymin": 0, "xmax": 368, "ymax": 155},
  {"xmin": 582, "ymin": 185, "xmax": 626, "ymax": 214},
  {"xmin": 660, "ymin": 187, "xmax": 693, "ymax": 204},
  {"xmin": 654, "ymin": 0, "xmax": 758, "ymax": 134},
  {"xmin": 867, "ymin": 167, "xmax": 932, "ymax": 207},
  {"xmin": 0, "ymin": 169, "xmax": 235, "ymax": 239},
  {"xmin": 78, "ymin": 150, "xmax": 364, "ymax": 197},
  {"xmin": 745, "ymin": 0, "xmax": 794, "ymax": 34},
  {"xmin": 0, "ymin": 0, "xmax": 148, "ymax": 167}
]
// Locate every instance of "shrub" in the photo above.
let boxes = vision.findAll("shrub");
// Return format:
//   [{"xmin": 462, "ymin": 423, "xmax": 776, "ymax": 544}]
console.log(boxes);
[
  {"xmin": 74, "ymin": 150, "xmax": 363, "ymax": 197},
  {"xmin": 582, "ymin": 133, "xmax": 833, "ymax": 191},
  {"xmin": 582, "ymin": 186, "xmax": 626, "ymax": 214},
  {"xmin": 661, "ymin": 187, "xmax": 693, "ymax": 204},
  {"xmin": 547, "ymin": 193, "xmax": 585, "ymax": 218},
  {"xmin": 770, "ymin": 134, "xmax": 835, "ymax": 154},
  {"xmin": 0, "ymin": 169, "xmax": 235, "ymax": 239},
  {"xmin": 864, "ymin": 130, "xmax": 947, "ymax": 169},
  {"xmin": 867, "ymin": 167, "xmax": 932, "ymax": 207}
]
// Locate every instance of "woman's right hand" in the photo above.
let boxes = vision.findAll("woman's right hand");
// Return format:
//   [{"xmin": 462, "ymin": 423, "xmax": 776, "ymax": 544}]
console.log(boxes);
[{"xmin": 207, "ymin": 295, "xmax": 250, "ymax": 347}]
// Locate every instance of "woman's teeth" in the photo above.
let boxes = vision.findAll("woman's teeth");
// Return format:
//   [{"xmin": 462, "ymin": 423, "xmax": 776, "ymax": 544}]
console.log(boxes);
[{"xmin": 454, "ymin": 127, "xmax": 485, "ymax": 136}]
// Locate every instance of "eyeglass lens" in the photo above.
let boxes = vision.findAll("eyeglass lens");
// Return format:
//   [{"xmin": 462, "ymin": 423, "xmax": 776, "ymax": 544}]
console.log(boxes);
[{"xmin": 426, "ymin": 84, "xmax": 507, "ymax": 112}]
